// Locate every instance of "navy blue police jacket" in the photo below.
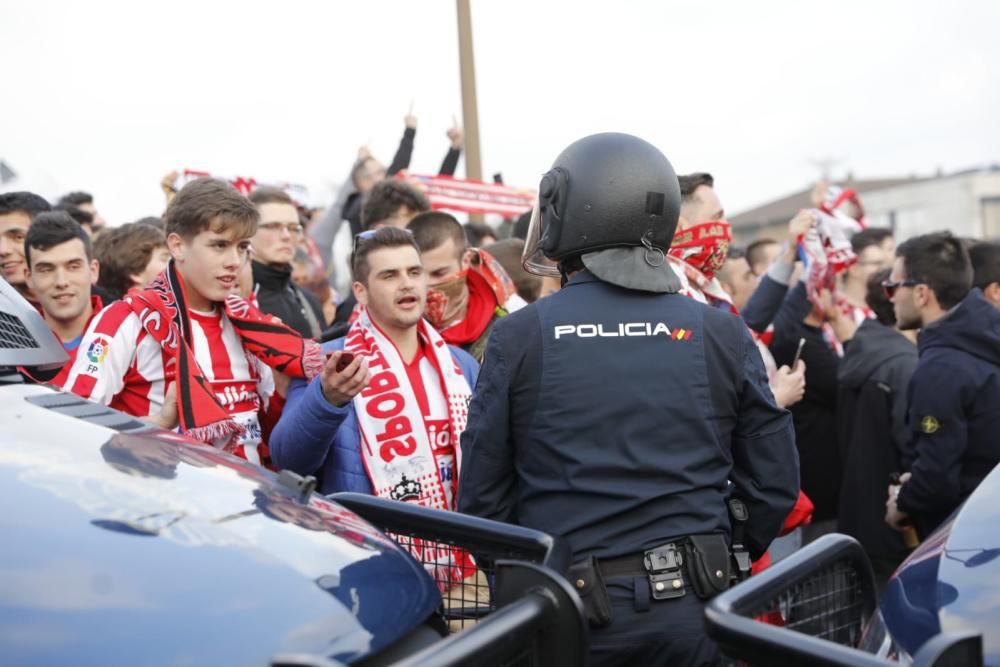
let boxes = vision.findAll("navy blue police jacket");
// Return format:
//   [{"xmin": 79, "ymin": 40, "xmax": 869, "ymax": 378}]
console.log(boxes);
[{"xmin": 457, "ymin": 270, "xmax": 800, "ymax": 561}]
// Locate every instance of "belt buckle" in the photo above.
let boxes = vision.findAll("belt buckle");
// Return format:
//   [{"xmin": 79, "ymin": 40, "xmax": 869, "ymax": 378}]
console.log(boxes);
[{"xmin": 643, "ymin": 543, "xmax": 685, "ymax": 600}]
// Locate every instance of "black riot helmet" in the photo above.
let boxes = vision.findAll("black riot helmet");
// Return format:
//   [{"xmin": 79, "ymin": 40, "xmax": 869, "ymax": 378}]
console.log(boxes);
[{"xmin": 522, "ymin": 133, "xmax": 682, "ymax": 292}]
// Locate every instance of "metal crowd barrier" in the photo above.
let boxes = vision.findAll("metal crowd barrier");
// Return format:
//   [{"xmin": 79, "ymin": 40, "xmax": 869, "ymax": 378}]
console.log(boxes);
[
  {"xmin": 329, "ymin": 492, "xmax": 586, "ymax": 667},
  {"xmin": 705, "ymin": 533, "xmax": 983, "ymax": 667}
]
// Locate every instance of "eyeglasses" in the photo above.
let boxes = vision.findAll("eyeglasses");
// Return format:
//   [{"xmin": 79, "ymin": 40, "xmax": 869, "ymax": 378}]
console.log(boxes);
[
  {"xmin": 881, "ymin": 279, "xmax": 920, "ymax": 299},
  {"xmin": 259, "ymin": 222, "xmax": 303, "ymax": 235}
]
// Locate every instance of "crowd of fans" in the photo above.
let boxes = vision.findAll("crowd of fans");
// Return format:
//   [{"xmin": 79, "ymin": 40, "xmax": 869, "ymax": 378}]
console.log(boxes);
[{"xmin": 1, "ymin": 115, "xmax": 998, "ymax": 598}]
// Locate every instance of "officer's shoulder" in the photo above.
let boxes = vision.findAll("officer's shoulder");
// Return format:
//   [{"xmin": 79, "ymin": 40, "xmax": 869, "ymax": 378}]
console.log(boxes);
[
  {"xmin": 698, "ymin": 302, "xmax": 749, "ymax": 338},
  {"xmin": 496, "ymin": 300, "xmax": 541, "ymax": 332}
]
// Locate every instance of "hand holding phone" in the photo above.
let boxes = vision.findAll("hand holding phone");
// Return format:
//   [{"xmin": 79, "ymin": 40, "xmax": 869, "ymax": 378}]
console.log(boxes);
[
  {"xmin": 791, "ymin": 337, "xmax": 806, "ymax": 370},
  {"xmin": 321, "ymin": 351, "xmax": 370, "ymax": 408},
  {"xmin": 334, "ymin": 352, "xmax": 356, "ymax": 373}
]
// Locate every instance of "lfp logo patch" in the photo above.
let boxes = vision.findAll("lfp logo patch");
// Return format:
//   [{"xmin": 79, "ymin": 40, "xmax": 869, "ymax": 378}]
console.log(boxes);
[{"xmin": 87, "ymin": 337, "xmax": 111, "ymax": 364}]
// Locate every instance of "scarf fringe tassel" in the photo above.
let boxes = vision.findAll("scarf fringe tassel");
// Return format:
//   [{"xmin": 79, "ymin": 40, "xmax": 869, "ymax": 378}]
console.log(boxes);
[
  {"xmin": 303, "ymin": 341, "xmax": 325, "ymax": 381},
  {"xmin": 186, "ymin": 419, "xmax": 245, "ymax": 449}
]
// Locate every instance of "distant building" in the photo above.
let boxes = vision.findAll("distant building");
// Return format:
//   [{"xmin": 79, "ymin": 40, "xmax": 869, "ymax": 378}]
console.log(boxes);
[{"xmin": 729, "ymin": 166, "xmax": 1000, "ymax": 244}]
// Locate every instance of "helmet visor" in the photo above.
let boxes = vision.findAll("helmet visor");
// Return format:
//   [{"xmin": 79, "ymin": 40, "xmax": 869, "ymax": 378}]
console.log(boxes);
[{"xmin": 521, "ymin": 199, "xmax": 561, "ymax": 277}]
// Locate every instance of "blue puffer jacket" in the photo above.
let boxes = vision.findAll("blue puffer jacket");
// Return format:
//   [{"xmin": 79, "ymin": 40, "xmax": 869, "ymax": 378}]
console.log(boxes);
[{"xmin": 269, "ymin": 336, "xmax": 480, "ymax": 495}]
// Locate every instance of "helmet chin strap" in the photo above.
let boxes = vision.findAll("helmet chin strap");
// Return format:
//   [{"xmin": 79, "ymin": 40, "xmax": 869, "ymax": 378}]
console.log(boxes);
[
  {"xmin": 559, "ymin": 264, "xmax": 571, "ymax": 288},
  {"xmin": 558, "ymin": 255, "xmax": 585, "ymax": 287}
]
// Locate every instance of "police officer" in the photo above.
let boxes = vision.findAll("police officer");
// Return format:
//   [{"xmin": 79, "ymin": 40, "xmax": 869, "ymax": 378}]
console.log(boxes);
[{"xmin": 457, "ymin": 133, "xmax": 799, "ymax": 666}]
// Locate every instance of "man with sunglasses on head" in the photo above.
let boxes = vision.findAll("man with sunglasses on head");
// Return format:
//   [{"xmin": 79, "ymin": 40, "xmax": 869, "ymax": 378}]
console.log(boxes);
[
  {"xmin": 269, "ymin": 226, "xmax": 479, "ymax": 502},
  {"xmin": 248, "ymin": 187, "xmax": 326, "ymax": 339},
  {"xmin": 884, "ymin": 232, "xmax": 1000, "ymax": 539}
]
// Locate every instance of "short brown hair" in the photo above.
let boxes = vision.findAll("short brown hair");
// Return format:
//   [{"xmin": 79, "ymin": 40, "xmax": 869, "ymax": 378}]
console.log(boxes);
[
  {"xmin": 94, "ymin": 222, "xmax": 167, "ymax": 298},
  {"xmin": 25, "ymin": 211, "xmax": 93, "ymax": 267},
  {"xmin": 678, "ymin": 172, "xmax": 714, "ymax": 203},
  {"xmin": 352, "ymin": 227, "xmax": 421, "ymax": 285},
  {"xmin": 164, "ymin": 177, "xmax": 259, "ymax": 240},
  {"xmin": 897, "ymin": 231, "xmax": 972, "ymax": 310},
  {"xmin": 746, "ymin": 238, "xmax": 779, "ymax": 271},
  {"xmin": 865, "ymin": 268, "xmax": 896, "ymax": 326},
  {"xmin": 248, "ymin": 186, "xmax": 294, "ymax": 207},
  {"xmin": 407, "ymin": 211, "xmax": 466, "ymax": 256},
  {"xmin": 361, "ymin": 180, "xmax": 430, "ymax": 230}
]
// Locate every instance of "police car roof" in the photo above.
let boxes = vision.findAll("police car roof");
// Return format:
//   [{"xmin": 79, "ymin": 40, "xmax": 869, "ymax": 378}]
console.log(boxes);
[
  {"xmin": 0, "ymin": 383, "xmax": 439, "ymax": 664},
  {"xmin": 882, "ymin": 462, "xmax": 1000, "ymax": 661}
]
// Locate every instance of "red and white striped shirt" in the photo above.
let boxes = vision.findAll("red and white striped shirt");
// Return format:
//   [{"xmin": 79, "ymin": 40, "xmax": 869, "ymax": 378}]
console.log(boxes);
[{"xmin": 61, "ymin": 301, "xmax": 275, "ymax": 464}]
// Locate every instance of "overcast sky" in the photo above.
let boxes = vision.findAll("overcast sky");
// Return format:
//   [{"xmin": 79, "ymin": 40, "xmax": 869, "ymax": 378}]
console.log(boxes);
[{"xmin": 2, "ymin": 0, "xmax": 999, "ymax": 225}]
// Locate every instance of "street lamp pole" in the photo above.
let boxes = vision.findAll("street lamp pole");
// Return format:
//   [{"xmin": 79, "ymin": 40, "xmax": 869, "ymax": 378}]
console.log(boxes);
[{"xmin": 456, "ymin": 0, "xmax": 483, "ymax": 183}]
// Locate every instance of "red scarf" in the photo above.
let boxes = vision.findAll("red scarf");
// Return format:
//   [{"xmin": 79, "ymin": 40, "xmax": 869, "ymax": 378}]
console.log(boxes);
[
  {"xmin": 346, "ymin": 307, "xmax": 477, "ymax": 590},
  {"xmin": 127, "ymin": 261, "xmax": 323, "ymax": 446},
  {"xmin": 668, "ymin": 221, "xmax": 733, "ymax": 280},
  {"xmin": 432, "ymin": 269, "xmax": 498, "ymax": 347},
  {"xmin": 467, "ymin": 248, "xmax": 517, "ymax": 306}
]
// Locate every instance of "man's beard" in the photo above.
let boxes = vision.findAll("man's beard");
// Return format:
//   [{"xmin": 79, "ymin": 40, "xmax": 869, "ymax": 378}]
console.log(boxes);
[{"xmin": 895, "ymin": 309, "xmax": 922, "ymax": 331}]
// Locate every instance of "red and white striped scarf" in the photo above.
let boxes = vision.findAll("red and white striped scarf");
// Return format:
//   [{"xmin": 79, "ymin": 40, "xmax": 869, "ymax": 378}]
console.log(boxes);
[
  {"xmin": 128, "ymin": 261, "xmax": 323, "ymax": 449},
  {"xmin": 345, "ymin": 308, "xmax": 476, "ymax": 589},
  {"xmin": 800, "ymin": 185, "xmax": 866, "ymax": 316},
  {"xmin": 667, "ymin": 255, "xmax": 735, "ymax": 311},
  {"xmin": 668, "ymin": 253, "xmax": 781, "ymax": 377},
  {"xmin": 405, "ymin": 173, "xmax": 535, "ymax": 217}
]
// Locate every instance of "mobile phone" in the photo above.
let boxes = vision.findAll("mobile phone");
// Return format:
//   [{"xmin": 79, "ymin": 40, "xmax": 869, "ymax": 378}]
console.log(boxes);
[
  {"xmin": 335, "ymin": 352, "xmax": 356, "ymax": 373},
  {"xmin": 791, "ymin": 338, "xmax": 806, "ymax": 369}
]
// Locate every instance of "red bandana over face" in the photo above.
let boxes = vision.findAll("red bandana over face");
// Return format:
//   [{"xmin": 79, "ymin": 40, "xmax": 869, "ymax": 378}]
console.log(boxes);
[{"xmin": 668, "ymin": 221, "xmax": 733, "ymax": 279}]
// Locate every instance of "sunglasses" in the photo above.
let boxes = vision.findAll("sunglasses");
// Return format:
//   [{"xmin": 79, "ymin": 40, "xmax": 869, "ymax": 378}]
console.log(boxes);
[
  {"xmin": 352, "ymin": 229, "xmax": 377, "ymax": 257},
  {"xmin": 881, "ymin": 279, "xmax": 920, "ymax": 299}
]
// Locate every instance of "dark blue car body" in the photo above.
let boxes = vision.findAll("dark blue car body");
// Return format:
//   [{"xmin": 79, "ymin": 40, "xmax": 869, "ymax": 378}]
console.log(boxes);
[
  {"xmin": 0, "ymin": 383, "xmax": 441, "ymax": 666},
  {"xmin": 880, "ymin": 463, "xmax": 1000, "ymax": 664}
]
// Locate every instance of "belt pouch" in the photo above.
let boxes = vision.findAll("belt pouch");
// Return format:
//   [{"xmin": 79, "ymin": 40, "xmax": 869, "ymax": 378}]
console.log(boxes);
[
  {"xmin": 684, "ymin": 534, "xmax": 731, "ymax": 599},
  {"xmin": 568, "ymin": 555, "xmax": 614, "ymax": 628}
]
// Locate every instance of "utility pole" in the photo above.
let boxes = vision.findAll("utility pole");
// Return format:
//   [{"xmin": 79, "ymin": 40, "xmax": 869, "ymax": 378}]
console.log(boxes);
[{"xmin": 456, "ymin": 0, "xmax": 483, "ymax": 183}]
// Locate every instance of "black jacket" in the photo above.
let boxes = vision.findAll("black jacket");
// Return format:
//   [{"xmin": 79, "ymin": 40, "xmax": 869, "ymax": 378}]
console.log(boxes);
[
  {"xmin": 836, "ymin": 320, "xmax": 918, "ymax": 576},
  {"xmin": 770, "ymin": 282, "xmax": 842, "ymax": 522},
  {"xmin": 342, "ymin": 127, "xmax": 461, "ymax": 237},
  {"xmin": 897, "ymin": 289, "xmax": 1000, "ymax": 537},
  {"xmin": 251, "ymin": 262, "xmax": 325, "ymax": 339},
  {"xmin": 458, "ymin": 271, "xmax": 799, "ymax": 561}
]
